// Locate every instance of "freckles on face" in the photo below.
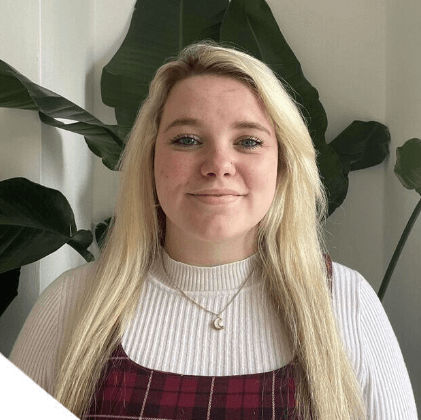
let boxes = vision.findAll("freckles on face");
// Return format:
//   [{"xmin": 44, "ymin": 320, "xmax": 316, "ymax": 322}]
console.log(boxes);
[
  {"xmin": 155, "ymin": 151, "xmax": 195, "ymax": 199},
  {"xmin": 153, "ymin": 74, "xmax": 279, "ymax": 246}
]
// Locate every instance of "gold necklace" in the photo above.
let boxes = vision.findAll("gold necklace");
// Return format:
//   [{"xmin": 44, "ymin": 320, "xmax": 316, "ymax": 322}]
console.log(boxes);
[{"xmin": 162, "ymin": 257, "xmax": 255, "ymax": 331}]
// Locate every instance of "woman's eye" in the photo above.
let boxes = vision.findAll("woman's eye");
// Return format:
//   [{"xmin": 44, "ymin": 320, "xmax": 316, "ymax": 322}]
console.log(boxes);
[
  {"xmin": 239, "ymin": 138, "xmax": 262, "ymax": 149},
  {"xmin": 171, "ymin": 135, "xmax": 200, "ymax": 147}
]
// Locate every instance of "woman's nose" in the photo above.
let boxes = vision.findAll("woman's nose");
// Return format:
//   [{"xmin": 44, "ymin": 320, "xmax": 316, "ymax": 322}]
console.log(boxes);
[{"xmin": 200, "ymin": 147, "xmax": 236, "ymax": 178}]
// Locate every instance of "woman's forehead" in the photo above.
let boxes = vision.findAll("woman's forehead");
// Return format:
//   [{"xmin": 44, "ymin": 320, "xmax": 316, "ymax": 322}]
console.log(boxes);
[{"xmin": 159, "ymin": 75, "xmax": 274, "ymax": 135}]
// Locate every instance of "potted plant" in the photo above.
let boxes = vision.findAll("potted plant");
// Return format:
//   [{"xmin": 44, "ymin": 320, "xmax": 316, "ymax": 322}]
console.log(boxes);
[{"xmin": 0, "ymin": 0, "xmax": 390, "ymax": 316}]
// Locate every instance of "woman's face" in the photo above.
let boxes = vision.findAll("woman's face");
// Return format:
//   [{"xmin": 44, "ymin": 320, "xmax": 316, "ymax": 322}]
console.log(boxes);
[{"xmin": 154, "ymin": 75, "xmax": 279, "ymax": 252}]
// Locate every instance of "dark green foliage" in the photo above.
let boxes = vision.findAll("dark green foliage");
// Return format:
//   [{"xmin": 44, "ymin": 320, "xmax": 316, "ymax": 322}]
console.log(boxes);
[
  {"xmin": 0, "ymin": 268, "xmax": 20, "ymax": 317},
  {"xmin": 0, "ymin": 178, "xmax": 93, "ymax": 274},
  {"xmin": 95, "ymin": 217, "xmax": 112, "ymax": 250},
  {"xmin": 394, "ymin": 138, "xmax": 421, "ymax": 195},
  {"xmin": 0, "ymin": 60, "xmax": 123, "ymax": 170},
  {"xmin": 0, "ymin": 0, "xmax": 391, "ymax": 313}
]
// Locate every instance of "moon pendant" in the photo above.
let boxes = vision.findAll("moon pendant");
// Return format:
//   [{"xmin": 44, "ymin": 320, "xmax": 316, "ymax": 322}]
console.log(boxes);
[{"xmin": 213, "ymin": 316, "xmax": 224, "ymax": 330}]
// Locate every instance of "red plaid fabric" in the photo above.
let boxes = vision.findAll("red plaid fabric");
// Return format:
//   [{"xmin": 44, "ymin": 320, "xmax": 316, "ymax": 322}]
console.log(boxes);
[
  {"xmin": 85, "ymin": 345, "xmax": 301, "ymax": 420},
  {"xmin": 84, "ymin": 256, "xmax": 333, "ymax": 420}
]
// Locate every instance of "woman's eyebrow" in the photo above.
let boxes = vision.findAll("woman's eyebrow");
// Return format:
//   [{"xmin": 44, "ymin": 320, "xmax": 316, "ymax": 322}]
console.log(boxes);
[
  {"xmin": 163, "ymin": 118, "xmax": 272, "ymax": 136},
  {"xmin": 232, "ymin": 121, "xmax": 271, "ymax": 135},
  {"xmin": 164, "ymin": 118, "xmax": 199, "ymax": 132}
]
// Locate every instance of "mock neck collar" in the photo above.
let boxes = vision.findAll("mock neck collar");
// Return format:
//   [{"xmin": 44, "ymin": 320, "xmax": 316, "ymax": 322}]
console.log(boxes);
[{"xmin": 151, "ymin": 247, "xmax": 259, "ymax": 292}]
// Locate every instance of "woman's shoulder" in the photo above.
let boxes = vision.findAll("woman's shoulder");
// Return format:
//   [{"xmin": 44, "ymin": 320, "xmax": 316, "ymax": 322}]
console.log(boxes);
[
  {"xmin": 331, "ymin": 264, "xmax": 418, "ymax": 418},
  {"xmin": 45, "ymin": 261, "xmax": 97, "ymax": 296},
  {"xmin": 36, "ymin": 261, "xmax": 98, "ymax": 333},
  {"xmin": 43, "ymin": 261, "xmax": 96, "ymax": 294},
  {"xmin": 330, "ymin": 261, "xmax": 382, "ymax": 309},
  {"xmin": 330, "ymin": 261, "xmax": 385, "ymax": 373},
  {"xmin": 27, "ymin": 261, "xmax": 98, "ymax": 321},
  {"xmin": 331, "ymin": 260, "xmax": 364, "ymax": 282},
  {"xmin": 9, "ymin": 261, "xmax": 97, "ymax": 393},
  {"xmin": 330, "ymin": 261, "xmax": 373, "ymax": 300},
  {"xmin": 17, "ymin": 260, "xmax": 97, "ymax": 334},
  {"xmin": 330, "ymin": 260, "xmax": 382, "ymax": 318}
]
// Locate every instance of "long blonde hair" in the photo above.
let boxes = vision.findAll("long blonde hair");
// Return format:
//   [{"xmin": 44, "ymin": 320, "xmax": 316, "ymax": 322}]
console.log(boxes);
[{"xmin": 54, "ymin": 43, "xmax": 366, "ymax": 419}]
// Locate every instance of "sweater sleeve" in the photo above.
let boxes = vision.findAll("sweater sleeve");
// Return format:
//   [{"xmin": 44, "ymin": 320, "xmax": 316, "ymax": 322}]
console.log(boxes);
[
  {"xmin": 332, "ymin": 262, "xmax": 418, "ymax": 420},
  {"xmin": 8, "ymin": 263, "xmax": 93, "ymax": 396},
  {"xmin": 359, "ymin": 272, "xmax": 418, "ymax": 419}
]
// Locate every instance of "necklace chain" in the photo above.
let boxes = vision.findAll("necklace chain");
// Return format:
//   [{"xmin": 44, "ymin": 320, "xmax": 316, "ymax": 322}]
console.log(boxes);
[{"xmin": 162, "ymin": 256, "xmax": 255, "ymax": 330}]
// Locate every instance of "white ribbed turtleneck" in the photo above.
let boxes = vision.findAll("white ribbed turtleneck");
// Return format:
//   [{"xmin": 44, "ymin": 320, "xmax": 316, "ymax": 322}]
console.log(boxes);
[
  {"xmin": 9, "ymin": 251, "xmax": 418, "ymax": 418},
  {"xmin": 121, "ymin": 249, "xmax": 293, "ymax": 376}
]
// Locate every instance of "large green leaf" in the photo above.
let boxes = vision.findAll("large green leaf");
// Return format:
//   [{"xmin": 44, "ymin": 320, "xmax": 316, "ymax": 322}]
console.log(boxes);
[
  {"xmin": 101, "ymin": 0, "xmax": 229, "ymax": 133},
  {"xmin": 0, "ymin": 60, "xmax": 123, "ymax": 170},
  {"xmin": 0, "ymin": 267, "xmax": 20, "ymax": 317},
  {"xmin": 68, "ymin": 230, "xmax": 96, "ymax": 262},
  {"xmin": 317, "ymin": 144, "xmax": 349, "ymax": 213},
  {"xmin": 330, "ymin": 121, "xmax": 390, "ymax": 173},
  {"xmin": 394, "ymin": 138, "xmax": 421, "ymax": 195},
  {"xmin": 95, "ymin": 216, "xmax": 112, "ymax": 251},
  {"xmin": 0, "ymin": 178, "xmax": 94, "ymax": 274}
]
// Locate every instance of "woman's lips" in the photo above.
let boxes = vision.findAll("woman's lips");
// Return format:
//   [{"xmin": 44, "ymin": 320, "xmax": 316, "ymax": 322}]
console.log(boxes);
[{"xmin": 188, "ymin": 194, "xmax": 241, "ymax": 205}]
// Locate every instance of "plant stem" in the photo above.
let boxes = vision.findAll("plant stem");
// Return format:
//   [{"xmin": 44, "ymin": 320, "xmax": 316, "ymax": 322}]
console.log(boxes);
[{"xmin": 378, "ymin": 198, "xmax": 421, "ymax": 301}]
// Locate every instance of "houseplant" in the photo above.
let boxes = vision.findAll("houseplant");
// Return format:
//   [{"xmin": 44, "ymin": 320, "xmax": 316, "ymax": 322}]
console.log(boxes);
[
  {"xmin": 0, "ymin": 0, "xmax": 390, "ymax": 315},
  {"xmin": 378, "ymin": 138, "xmax": 421, "ymax": 301}
]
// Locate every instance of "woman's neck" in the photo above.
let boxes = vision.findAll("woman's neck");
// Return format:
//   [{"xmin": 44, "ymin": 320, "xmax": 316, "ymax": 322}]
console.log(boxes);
[{"xmin": 164, "ymin": 229, "xmax": 257, "ymax": 266}]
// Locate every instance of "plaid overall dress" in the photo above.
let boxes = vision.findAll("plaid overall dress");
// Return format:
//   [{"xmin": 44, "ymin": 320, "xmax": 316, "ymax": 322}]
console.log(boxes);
[{"xmin": 85, "ymin": 257, "xmax": 332, "ymax": 420}]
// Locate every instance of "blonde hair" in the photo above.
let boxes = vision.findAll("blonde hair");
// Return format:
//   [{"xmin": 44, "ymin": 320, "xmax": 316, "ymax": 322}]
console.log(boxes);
[{"xmin": 54, "ymin": 43, "xmax": 366, "ymax": 419}]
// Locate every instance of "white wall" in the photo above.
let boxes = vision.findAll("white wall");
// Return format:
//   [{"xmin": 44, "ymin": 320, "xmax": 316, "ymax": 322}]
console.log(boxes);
[
  {"xmin": 0, "ymin": 0, "xmax": 42, "ymax": 357},
  {"xmin": 384, "ymin": 0, "xmax": 421, "ymax": 404},
  {"xmin": 267, "ymin": 0, "xmax": 387, "ymax": 284},
  {"xmin": 0, "ymin": 0, "xmax": 419, "ymax": 409},
  {"xmin": 38, "ymin": 0, "xmax": 96, "ymax": 293},
  {"xmin": 0, "ymin": 0, "xmax": 95, "ymax": 356}
]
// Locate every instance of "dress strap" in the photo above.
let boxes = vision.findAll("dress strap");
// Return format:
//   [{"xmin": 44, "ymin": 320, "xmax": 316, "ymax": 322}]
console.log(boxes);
[{"xmin": 324, "ymin": 253, "xmax": 333, "ymax": 293}]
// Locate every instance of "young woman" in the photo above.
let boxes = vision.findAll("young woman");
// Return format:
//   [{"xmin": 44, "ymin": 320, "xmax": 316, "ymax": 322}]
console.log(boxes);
[{"xmin": 10, "ymin": 43, "xmax": 417, "ymax": 420}]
